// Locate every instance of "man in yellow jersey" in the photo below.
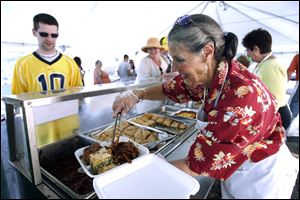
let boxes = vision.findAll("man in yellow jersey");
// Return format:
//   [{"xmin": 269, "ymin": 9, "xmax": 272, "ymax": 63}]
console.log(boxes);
[{"xmin": 11, "ymin": 13, "xmax": 83, "ymax": 147}]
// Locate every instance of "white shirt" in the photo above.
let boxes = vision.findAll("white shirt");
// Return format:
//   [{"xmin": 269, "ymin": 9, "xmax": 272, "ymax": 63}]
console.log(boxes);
[{"xmin": 137, "ymin": 56, "xmax": 168, "ymax": 81}]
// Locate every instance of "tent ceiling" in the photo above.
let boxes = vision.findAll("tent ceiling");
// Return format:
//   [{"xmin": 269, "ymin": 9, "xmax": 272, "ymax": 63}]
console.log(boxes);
[{"xmin": 1, "ymin": 1, "xmax": 299, "ymax": 58}]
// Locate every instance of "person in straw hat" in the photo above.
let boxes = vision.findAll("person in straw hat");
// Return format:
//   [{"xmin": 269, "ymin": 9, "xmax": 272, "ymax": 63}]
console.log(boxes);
[{"xmin": 136, "ymin": 37, "xmax": 168, "ymax": 81}]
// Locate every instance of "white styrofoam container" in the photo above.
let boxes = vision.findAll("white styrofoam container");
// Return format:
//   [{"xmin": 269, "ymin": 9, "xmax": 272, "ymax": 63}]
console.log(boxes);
[
  {"xmin": 74, "ymin": 136, "xmax": 149, "ymax": 178},
  {"xmin": 93, "ymin": 153, "xmax": 200, "ymax": 199}
]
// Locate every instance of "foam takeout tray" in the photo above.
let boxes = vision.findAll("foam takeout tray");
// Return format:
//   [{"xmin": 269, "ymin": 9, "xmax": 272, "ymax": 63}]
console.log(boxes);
[
  {"xmin": 93, "ymin": 153, "xmax": 200, "ymax": 199},
  {"xmin": 74, "ymin": 136, "xmax": 149, "ymax": 178}
]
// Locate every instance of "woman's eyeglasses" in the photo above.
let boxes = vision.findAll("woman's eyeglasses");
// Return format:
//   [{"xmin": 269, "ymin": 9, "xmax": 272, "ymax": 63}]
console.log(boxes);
[{"xmin": 38, "ymin": 32, "xmax": 59, "ymax": 38}]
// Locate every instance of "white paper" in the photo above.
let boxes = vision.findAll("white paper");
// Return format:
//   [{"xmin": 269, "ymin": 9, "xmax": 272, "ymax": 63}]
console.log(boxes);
[{"xmin": 33, "ymin": 99, "xmax": 78, "ymax": 125}]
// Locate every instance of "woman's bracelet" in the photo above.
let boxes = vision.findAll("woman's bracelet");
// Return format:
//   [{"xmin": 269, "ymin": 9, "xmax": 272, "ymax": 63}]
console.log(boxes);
[{"xmin": 133, "ymin": 89, "xmax": 147, "ymax": 103}]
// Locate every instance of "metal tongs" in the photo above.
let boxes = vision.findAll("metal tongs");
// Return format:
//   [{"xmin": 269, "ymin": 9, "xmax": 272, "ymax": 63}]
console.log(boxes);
[{"xmin": 112, "ymin": 110, "xmax": 122, "ymax": 147}]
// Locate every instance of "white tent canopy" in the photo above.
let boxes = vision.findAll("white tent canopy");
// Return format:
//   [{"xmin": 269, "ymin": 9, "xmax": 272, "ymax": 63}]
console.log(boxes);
[
  {"xmin": 2, "ymin": 1, "xmax": 298, "ymax": 54},
  {"xmin": 1, "ymin": 1, "xmax": 299, "ymax": 83},
  {"xmin": 190, "ymin": 1, "xmax": 299, "ymax": 53}
]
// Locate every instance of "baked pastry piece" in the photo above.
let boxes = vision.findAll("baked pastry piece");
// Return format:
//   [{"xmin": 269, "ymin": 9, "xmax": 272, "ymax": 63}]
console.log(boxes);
[
  {"xmin": 151, "ymin": 114, "xmax": 159, "ymax": 121},
  {"xmin": 155, "ymin": 116, "xmax": 165, "ymax": 124},
  {"xmin": 179, "ymin": 123, "xmax": 188, "ymax": 130},
  {"xmin": 119, "ymin": 121, "xmax": 131, "ymax": 131},
  {"xmin": 162, "ymin": 118, "xmax": 172, "ymax": 127},
  {"xmin": 90, "ymin": 148, "xmax": 114, "ymax": 174},
  {"xmin": 142, "ymin": 113, "xmax": 153, "ymax": 120},
  {"xmin": 145, "ymin": 133, "xmax": 157, "ymax": 143},
  {"xmin": 141, "ymin": 129, "xmax": 151, "ymax": 141},
  {"xmin": 97, "ymin": 132, "xmax": 112, "ymax": 141},
  {"xmin": 134, "ymin": 128, "xmax": 143, "ymax": 142},
  {"xmin": 170, "ymin": 121, "xmax": 179, "ymax": 128},
  {"xmin": 142, "ymin": 119, "xmax": 156, "ymax": 127},
  {"xmin": 123, "ymin": 125, "xmax": 138, "ymax": 137},
  {"xmin": 132, "ymin": 118, "xmax": 148, "ymax": 126}
]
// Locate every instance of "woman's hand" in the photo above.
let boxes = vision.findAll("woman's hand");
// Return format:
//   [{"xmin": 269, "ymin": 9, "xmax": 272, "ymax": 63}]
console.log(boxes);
[
  {"xmin": 170, "ymin": 159, "xmax": 199, "ymax": 177},
  {"xmin": 112, "ymin": 90, "xmax": 139, "ymax": 117}
]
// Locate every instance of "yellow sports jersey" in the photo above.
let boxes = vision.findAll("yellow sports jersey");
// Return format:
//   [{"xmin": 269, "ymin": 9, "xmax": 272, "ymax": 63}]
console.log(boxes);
[
  {"xmin": 12, "ymin": 52, "xmax": 83, "ymax": 147},
  {"xmin": 35, "ymin": 114, "xmax": 80, "ymax": 147},
  {"xmin": 12, "ymin": 52, "xmax": 83, "ymax": 94}
]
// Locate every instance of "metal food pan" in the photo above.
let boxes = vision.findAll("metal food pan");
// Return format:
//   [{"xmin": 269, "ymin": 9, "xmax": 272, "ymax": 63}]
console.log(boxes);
[
  {"xmin": 85, "ymin": 120, "xmax": 170, "ymax": 147},
  {"xmin": 129, "ymin": 113, "xmax": 196, "ymax": 135},
  {"xmin": 147, "ymin": 105, "xmax": 187, "ymax": 116},
  {"xmin": 172, "ymin": 108, "xmax": 198, "ymax": 120},
  {"xmin": 39, "ymin": 136, "xmax": 96, "ymax": 199}
]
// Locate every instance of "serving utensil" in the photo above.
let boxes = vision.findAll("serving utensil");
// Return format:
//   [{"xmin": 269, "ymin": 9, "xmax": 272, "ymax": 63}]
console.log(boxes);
[
  {"xmin": 144, "ymin": 135, "xmax": 176, "ymax": 150},
  {"xmin": 112, "ymin": 111, "xmax": 122, "ymax": 146}
]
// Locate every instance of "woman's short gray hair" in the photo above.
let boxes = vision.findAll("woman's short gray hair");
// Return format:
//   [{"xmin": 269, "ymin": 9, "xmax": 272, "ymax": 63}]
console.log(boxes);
[{"xmin": 168, "ymin": 14, "xmax": 225, "ymax": 61}]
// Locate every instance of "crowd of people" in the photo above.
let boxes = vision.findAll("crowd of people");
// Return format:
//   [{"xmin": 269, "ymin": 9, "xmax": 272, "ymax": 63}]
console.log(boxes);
[{"xmin": 8, "ymin": 12, "xmax": 299, "ymax": 199}]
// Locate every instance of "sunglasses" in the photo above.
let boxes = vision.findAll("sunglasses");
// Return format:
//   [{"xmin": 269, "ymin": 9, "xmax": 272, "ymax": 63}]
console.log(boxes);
[
  {"xmin": 175, "ymin": 14, "xmax": 193, "ymax": 26},
  {"xmin": 174, "ymin": 14, "xmax": 216, "ymax": 50},
  {"xmin": 38, "ymin": 32, "xmax": 59, "ymax": 38}
]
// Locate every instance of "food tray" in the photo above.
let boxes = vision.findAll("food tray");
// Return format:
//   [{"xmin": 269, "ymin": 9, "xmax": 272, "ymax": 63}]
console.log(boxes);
[
  {"xmin": 39, "ymin": 136, "xmax": 96, "ymax": 198},
  {"xmin": 173, "ymin": 108, "xmax": 198, "ymax": 120},
  {"xmin": 74, "ymin": 136, "xmax": 149, "ymax": 178},
  {"xmin": 129, "ymin": 113, "xmax": 196, "ymax": 135},
  {"xmin": 93, "ymin": 154, "xmax": 200, "ymax": 199},
  {"xmin": 89, "ymin": 120, "xmax": 169, "ymax": 146}
]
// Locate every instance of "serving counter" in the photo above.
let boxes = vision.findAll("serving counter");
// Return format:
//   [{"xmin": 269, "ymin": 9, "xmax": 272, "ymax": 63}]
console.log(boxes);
[{"xmin": 3, "ymin": 79, "xmax": 215, "ymax": 199}]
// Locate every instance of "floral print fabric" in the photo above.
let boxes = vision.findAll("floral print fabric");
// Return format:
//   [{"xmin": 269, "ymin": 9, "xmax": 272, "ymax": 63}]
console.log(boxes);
[{"xmin": 162, "ymin": 60, "xmax": 285, "ymax": 180}]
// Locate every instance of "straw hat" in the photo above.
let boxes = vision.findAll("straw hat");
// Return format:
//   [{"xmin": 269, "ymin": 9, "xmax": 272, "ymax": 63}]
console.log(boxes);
[{"xmin": 141, "ymin": 37, "xmax": 164, "ymax": 53}]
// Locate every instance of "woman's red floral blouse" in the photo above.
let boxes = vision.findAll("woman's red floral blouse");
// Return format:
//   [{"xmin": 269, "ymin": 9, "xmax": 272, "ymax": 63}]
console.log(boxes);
[{"xmin": 162, "ymin": 60, "xmax": 285, "ymax": 180}]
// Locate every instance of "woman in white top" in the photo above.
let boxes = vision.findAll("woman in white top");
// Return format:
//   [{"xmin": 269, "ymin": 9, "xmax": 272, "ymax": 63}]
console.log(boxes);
[{"xmin": 137, "ymin": 37, "xmax": 168, "ymax": 81}]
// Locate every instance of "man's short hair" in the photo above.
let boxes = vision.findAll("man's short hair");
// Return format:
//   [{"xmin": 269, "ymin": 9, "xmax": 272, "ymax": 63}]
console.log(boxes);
[
  {"xmin": 124, "ymin": 54, "xmax": 129, "ymax": 59},
  {"xmin": 242, "ymin": 28, "xmax": 272, "ymax": 54},
  {"xmin": 33, "ymin": 13, "xmax": 59, "ymax": 30},
  {"xmin": 95, "ymin": 60, "xmax": 102, "ymax": 66}
]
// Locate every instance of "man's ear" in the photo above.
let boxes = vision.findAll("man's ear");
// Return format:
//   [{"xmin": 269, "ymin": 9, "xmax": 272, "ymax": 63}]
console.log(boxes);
[
  {"xmin": 32, "ymin": 29, "xmax": 37, "ymax": 37},
  {"xmin": 201, "ymin": 43, "xmax": 215, "ymax": 62},
  {"xmin": 253, "ymin": 45, "xmax": 261, "ymax": 55}
]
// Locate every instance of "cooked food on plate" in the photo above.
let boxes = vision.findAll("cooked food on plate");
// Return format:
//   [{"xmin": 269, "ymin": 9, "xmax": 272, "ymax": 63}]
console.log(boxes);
[{"xmin": 81, "ymin": 141, "xmax": 139, "ymax": 174}]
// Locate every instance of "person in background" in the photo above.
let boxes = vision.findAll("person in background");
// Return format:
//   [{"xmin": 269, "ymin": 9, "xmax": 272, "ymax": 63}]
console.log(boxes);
[
  {"xmin": 242, "ymin": 28, "xmax": 292, "ymax": 130},
  {"xmin": 160, "ymin": 36, "xmax": 173, "ymax": 73},
  {"xmin": 287, "ymin": 53, "xmax": 299, "ymax": 120},
  {"xmin": 117, "ymin": 54, "xmax": 133, "ymax": 82},
  {"xmin": 129, "ymin": 59, "xmax": 137, "ymax": 80},
  {"xmin": 94, "ymin": 59, "xmax": 111, "ymax": 84},
  {"xmin": 136, "ymin": 37, "xmax": 168, "ymax": 81},
  {"xmin": 112, "ymin": 14, "xmax": 298, "ymax": 198},
  {"xmin": 74, "ymin": 56, "xmax": 85, "ymax": 86},
  {"xmin": 236, "ymin": 55, "xmax": 250, "ymax": 68},
  {"xmin": 11, "ymin": 13, "xmax": 82, "ymax": 147}
]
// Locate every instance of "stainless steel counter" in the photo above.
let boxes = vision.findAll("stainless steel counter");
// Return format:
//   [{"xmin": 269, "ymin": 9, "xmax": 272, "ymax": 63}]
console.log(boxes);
[{"xmin": 3, "ymin": 80, "xmax": 215, "ymax": 199}]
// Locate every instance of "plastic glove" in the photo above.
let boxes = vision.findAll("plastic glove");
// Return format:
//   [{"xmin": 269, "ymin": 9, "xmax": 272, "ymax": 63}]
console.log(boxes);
[
  {"xmin": 195, "ymin": 120, "xmax": 208, "ymax": 130},
  {"xmin": 112, "ymin": 90, "xmax": 138, "ymax": 118},
  {"xmin": 162, "ymin": 71, "xmax": 179, "ymax": 82}
]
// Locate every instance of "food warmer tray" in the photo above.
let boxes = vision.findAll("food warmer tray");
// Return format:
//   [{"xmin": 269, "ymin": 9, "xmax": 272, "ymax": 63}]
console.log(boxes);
[
  {"xmin": 39, "ymin": 136, "xmax": 97, "ymax": 199},
  {"xmin": 80, "ymin": 120, "xmax": 174, "ymax": 151}
]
